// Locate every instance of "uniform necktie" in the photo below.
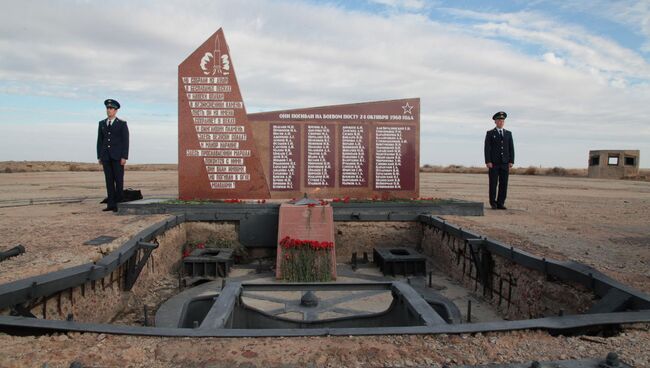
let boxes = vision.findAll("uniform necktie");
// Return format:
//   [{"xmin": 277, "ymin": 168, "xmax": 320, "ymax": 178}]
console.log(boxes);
[
  {"xmin": 499, "ymin": 129, "xmax": 503, "ymax": 138},
  {"xmin": 108, "ymin": 119, "xmax": 112, "ymax": 128}
]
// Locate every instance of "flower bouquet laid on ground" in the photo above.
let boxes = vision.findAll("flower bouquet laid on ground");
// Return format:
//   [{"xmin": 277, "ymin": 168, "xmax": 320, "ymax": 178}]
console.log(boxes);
[{"xmin": 279, "ymin": 236, "xmax": 334, "ymax": 282}]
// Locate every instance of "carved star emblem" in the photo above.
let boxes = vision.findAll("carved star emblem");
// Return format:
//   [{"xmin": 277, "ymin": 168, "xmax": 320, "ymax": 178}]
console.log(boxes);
[{"xmin": 402, "ymin": 102, "xmax": 414, "ymax": 115}]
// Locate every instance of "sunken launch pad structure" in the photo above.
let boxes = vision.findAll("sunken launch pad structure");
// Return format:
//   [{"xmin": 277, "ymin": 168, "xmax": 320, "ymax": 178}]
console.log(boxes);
[{"xmin": 1, "ymin": 206, "xmax": 649, "ymax": 339}]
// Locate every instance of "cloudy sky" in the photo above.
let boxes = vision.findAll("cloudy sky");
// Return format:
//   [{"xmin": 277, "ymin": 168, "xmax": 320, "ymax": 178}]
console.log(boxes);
[{"xmin": 1, "ymin": 0, "xmax": 649, "ymax": 167}]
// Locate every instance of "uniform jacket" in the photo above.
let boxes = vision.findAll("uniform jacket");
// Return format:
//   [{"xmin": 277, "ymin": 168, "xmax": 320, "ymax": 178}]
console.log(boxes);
[
  {"xmin": 97, "ymin": 117, "xmax": 129, "ymax": 161},
  {"xmin": 484, "ymin": 128, "xmax": 514, "ymax": 165}
]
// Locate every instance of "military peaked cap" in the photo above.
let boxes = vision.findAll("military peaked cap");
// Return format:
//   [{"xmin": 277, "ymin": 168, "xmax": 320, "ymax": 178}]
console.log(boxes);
[
  {"xmin": 492, "ymin": 111, "xmax": 507, "ymax": 120},
  {"xmin": 104, "ymin": 99, "xmax": 121, "ymax": 109}
]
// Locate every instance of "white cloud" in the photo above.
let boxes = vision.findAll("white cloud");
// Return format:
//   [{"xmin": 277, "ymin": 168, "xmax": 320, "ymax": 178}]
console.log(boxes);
[
  {"xmin": 447, "ymin": 8, "xmax": 650, "ymax": 84},
  {"xmin": 554, "ymin": 0, "xmax": 650, "ymax": 53},
  {"xmin": 367, "ymin": 0, "xmax": 428, "ymax": 11},
  {"xmin": 1, "ymin": 119, "xmax": 177, "ymax": 163},
  {"xmin": 543, "ymin": 52, "xmax": 564, "ymax": 66}
]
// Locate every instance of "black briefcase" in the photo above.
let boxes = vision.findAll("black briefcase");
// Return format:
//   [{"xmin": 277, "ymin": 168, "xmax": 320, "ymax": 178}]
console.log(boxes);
[
  {"xmin": 122, "ymin": 188, "xmax": 143, "ymax": 202},
  {"xmin": 100, "ymin": 188, "xmax": 143, "ymax": 204}
]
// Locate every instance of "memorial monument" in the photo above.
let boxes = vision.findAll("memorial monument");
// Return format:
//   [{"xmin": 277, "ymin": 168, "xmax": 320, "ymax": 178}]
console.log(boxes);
[
  {"xmin": 179, "ymin": 28, "xmax": 420, "ymax": 200},
  {"xmin": 178, "ymin": 29, "xmax": 270, "ymax": 199}
]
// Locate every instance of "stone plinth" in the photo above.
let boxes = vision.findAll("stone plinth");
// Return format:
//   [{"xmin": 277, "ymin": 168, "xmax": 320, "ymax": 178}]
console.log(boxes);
[{"xmin": 276, "ymin": 203, "xmax": 336, "ymax": 280}]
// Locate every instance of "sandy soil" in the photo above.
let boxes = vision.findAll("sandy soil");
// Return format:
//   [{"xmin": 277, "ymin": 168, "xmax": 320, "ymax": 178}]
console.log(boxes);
[
  {"xmin": 0, "ymin": 172, "xmax": 176, "ymax": 284},
  {"xmin": 0, "ymin": 171, "xmax": 649, "ymax": 367},
  {"xmin": 427, "ymin": 173, "xmax": 650, "ymax": 294}
]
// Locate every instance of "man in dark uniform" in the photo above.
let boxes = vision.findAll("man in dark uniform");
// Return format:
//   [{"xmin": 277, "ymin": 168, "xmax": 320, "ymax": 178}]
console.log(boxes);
[
  {"xmin": 97, "ymin": 99, "xmax": 129, "ymax": 212},
  {"xmin": 484, "ymin": 111, "xmax": 514, "ymax": 210}
]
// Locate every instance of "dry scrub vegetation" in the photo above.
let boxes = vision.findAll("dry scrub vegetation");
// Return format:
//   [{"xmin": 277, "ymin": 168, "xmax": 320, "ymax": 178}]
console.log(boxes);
[
  {"xmin": 2, "ymin": 161, "xmax": 648, "ymax": 181},
  {"xmin": 420, "ymin": 164, "xmax": 586, "ymax": 176},
  {"xmin": 421, "ymin": 164, "xmax": 650, "ymax": 180},
  {"xmin": 0, "ymin": 161, "xmax": 176, "ymax": 173}
]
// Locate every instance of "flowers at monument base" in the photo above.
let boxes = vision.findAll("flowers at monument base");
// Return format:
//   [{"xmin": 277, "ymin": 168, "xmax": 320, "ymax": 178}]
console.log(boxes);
[
  {"xmin": 329, "ymin": 196, "xmax": 351, "ymax": 203},
  {"xmin": 327, "ymin": 196, "xmax": 442, "ymax": 204},
  {"xmin": 280, "ymin": 236, "xmax": 334, "ymax": 250},
  {"xmin": 182, "ymin": 242, "xmax": 205, "ymax": 258},
  {"xmin": 279, "ymin": 236, "xmax": 334, "ymax": 282}
]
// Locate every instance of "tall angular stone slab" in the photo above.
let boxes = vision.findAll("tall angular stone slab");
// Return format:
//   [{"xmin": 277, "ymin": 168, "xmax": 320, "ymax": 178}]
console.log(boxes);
[{"xmin": 178, "ymin": 28, "xmax": 270, "ymax": 199}]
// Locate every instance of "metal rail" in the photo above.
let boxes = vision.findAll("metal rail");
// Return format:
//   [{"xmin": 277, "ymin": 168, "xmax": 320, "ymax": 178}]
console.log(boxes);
[
  {"xmin": 419, "ymin": 215, "xmax": 650, "ymax": 312},
  {"xmin": 0, "ymin": 245, "xmax": 25, "ymax": 262},
  {"xmin": 0, "ymin": 197, "xmax": 88, "ymax": 208},
  {"xmin": 0, "ymin": 310, "xmax": 648, "ymax": 337},
  {"xmin": 0, "ymin": 216, "xmax": 184, "ymax": 310}
]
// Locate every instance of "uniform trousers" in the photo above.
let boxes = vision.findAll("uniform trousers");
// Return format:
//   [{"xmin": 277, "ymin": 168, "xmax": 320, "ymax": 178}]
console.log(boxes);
[
  {"xmin": 102, "ymin": 159, "xmax": 124, "ymax": 208},
  {"xmin": 488, "ymin": 163, "xmax": 509, "ymax": 207}
]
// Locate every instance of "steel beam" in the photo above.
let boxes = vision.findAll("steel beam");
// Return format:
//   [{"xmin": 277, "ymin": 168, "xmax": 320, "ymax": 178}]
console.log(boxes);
[{"xmin": 0, "ymin": 310, "xmax": 648, "ymax": 337}]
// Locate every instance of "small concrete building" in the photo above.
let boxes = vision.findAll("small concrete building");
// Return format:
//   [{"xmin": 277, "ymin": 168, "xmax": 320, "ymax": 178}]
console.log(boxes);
[{"xmin": 588, "ymin": 150, "xmax": 640, "ymax": 179}]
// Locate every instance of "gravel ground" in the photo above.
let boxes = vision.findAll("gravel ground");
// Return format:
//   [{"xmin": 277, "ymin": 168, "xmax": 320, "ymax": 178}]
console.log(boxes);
[{"xmin": 0, "ymin": 171, "xmax": 649, "ymax": 367}]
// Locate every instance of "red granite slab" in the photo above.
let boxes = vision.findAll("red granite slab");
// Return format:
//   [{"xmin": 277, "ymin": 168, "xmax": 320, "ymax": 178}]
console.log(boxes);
[
  {"xmin": 276, "ymin": 203, "xmax": 336, "ymax": 280},
  {"xmin": 178, "ymin": 29, "xmax": 419, "ymax": 200},
  {"xmin": 249, "ymin": 98, "xmax": 420, "ymax": 199},
  {"xmin": 178, "ymin": 28, "xmax": 270, "ymax": 200}
]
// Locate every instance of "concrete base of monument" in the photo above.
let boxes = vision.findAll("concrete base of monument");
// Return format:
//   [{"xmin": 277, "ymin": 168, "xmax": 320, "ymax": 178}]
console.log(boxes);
[
  {"xmin": 118, "ymin": 197, "xmax": 484, "ymax": 217},
  {"xmin": 117, "ymin": 198, "xmax": 484, "ymax": 254},
  {"xmin": 117, "ymin": 198, "xmax": 484, "ymax": 262}
]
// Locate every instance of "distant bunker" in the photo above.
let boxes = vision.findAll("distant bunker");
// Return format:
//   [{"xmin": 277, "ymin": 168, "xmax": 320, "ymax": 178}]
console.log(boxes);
[
  {"xmin": 588, "ymin": 150, "xmax": 640, "ymax": 179},
  {"xmin": 0, "ymin": 200, "xmax": 649, "ymax": 337}
]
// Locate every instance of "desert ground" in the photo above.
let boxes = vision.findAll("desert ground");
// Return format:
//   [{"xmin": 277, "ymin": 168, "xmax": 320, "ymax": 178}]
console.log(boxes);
[{"xmin": 0, "ymin": 169, "xmax": 649, "ymax": 367}]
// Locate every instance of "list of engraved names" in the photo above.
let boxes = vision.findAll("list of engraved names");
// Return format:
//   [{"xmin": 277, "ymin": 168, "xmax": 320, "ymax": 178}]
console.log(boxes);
[
  {"xmin": 340, "ymin": 125, "xmax": 367, "ymax": 186},
  {"xmin": 271, "ymin": 124, "xmax": 299, "ymax": 190},
  {"xmin": 374, "ymin": 126, "xmax": 411, "ymax": 189},
  {"xmin": 306, "ymin": 125, "xmax": 334, "ymax": 187}
]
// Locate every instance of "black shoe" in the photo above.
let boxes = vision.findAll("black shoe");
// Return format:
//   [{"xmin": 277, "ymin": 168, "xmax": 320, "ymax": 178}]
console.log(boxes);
[
  {"xmin": 490, "ymin": 203, "xmax": 497, "ymax": 209},
  {"xmin": 102, "ymin": 207, "xmax": 116, "ymax": 212},
  {"xmin": 112, "ymin": 207, "xmax": 118, "ymax": 212},
  {"xmin": 497, "ymin": 205, "xmax": 507, "ymax": 210}
]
